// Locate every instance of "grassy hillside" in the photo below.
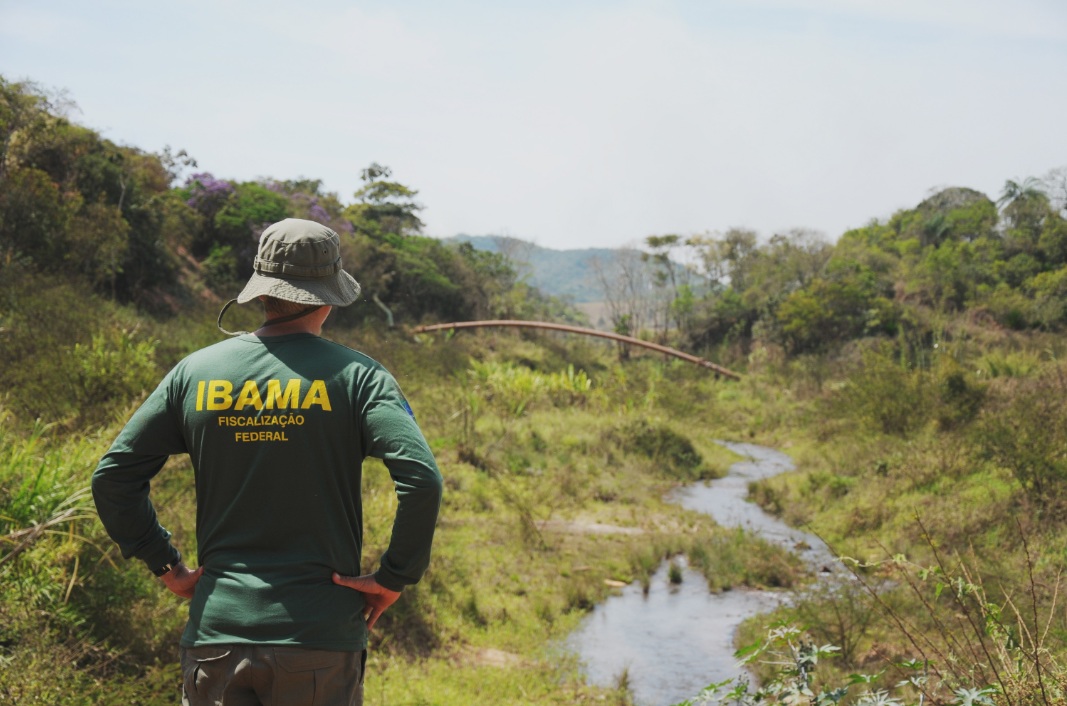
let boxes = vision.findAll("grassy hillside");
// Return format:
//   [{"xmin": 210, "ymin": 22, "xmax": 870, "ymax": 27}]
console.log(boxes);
[
  {"xmin": 0, "ymin": 311, "xmax": 807, "ymax": 704},
  {"xmin": 7, "ymin": 283, "xmax": 1067, "ymax": 704}
]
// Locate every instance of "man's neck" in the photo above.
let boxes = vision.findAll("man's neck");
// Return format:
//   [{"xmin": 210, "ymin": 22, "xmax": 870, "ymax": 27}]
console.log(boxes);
[
  {"xmin": 254, "ymin": 320, "xmax": 321, "ymax": 337},
  {"xmin": 254, "ymin": 306, "xmax": 330, "ymax": 337}
]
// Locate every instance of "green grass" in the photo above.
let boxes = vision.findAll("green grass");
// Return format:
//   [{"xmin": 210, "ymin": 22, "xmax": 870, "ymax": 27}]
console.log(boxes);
[
  {"xmin": 11, "ymin": 313, "xmax": 1067, "ymax": 704},
  {"xmin": 0, "ymin": 424, "xmax": 188, "ymax": 705},
  {"xmin": 727, "ymin": 346, "xmax": 1067, "ymax": 704},
  {"xmin": 1, "ymin": 325, "xmax": 803, "ymax": 704}
]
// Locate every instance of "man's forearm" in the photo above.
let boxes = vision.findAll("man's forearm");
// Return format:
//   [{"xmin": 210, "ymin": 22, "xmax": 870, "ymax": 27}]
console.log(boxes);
[
  {"xmin": 377, "ymin": 458, "xmax": 443, "ymax": 590},
  {"xmin": 92, "ymin": 451, "xmax": 176, "ymax": 569}
]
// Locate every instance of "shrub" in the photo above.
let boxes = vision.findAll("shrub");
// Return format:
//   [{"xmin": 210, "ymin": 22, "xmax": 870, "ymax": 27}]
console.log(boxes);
[
  {"xmin": 932, "ymin": 359, "xmax": 986, "ymax": 431},
  {"xmin": 678, "ymin": 623, "xmax": 1000, "ymax": 706},
  {"xmin": 611, "ymin": 419, "xmax": 709, "ymax": 480},
  {"xmin": 70, "ymin": 327, "xmax": 159, "ymax": 411},
  {"xmin": 467, "ymin": 360, "xmax": 592, "ymax": 419},
  {"xmin": 975, "ymin": 366, "xmax": 1067, "ymax": 509},
  {"xmin": 829, "ymin": 347, "xmax": 930, "ymax": 436},
  {"xmin": 200, "ymin": 242, "xmax": 241, "ymax": 292}
]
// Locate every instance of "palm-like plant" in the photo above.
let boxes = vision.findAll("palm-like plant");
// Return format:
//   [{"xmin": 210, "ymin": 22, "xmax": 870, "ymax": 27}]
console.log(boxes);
[
  {"xmin": 997, "ymin": 176, "xmax": 1047, "ymax": 210},
  {"xmin": 998, "ymin": 177, "xmax": 1051, "ymax": 241}
]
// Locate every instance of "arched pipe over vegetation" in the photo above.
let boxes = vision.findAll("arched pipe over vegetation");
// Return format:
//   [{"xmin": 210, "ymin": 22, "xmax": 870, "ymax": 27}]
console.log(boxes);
[{"xmin": 412, "ymin": 320, "xmax": 742, "ymax": 380}]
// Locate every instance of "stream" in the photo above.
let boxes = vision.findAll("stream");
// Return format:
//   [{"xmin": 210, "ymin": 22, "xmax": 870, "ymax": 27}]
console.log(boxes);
[{"xmin": 568, "ymin": 442, "xmax": 836, "ymax": 706}]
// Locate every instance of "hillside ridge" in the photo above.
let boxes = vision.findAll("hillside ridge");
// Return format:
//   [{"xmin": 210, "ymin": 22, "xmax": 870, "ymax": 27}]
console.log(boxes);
[{"xmin": 445, "ymin": 234, "xmax": 632, "ymax": 303}]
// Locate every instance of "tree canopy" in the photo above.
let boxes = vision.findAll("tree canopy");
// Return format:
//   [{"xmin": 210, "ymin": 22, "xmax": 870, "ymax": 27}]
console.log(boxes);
[{"xmin": 3, "ymin": 74, "xmax": 1067, "ymax": 372}]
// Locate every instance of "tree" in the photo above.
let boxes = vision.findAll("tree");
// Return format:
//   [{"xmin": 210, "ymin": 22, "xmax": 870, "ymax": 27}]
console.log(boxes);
[
  {"xmin": 266, "ymin": 179, "xmax": 350, "ymax": 234},
  {"xmin": 336, "ymin": 232, "xmax": 521, "ymax": 326},
  {"xmin": 642, "ymin": 234, "xmax": 690, "ymax": 339},
  {"xmin": 158, "ymin": 145, "xmax": 198, "ymax": 186},
  {"xmin": 490, "ymin": 235, "xmax": 535, "ymax": 284},
  {"xmin": 741, "ymin": 229, "xmax": 831, "ymax": 313},
  {"xmin": 0, "ymin": 77, "xmax": 70, "ymax": 184},
  {"xmin": 686, "ymin": 227, "xmax": 759, "ymax": 292},
  {"xmin": 998, "ymin": 177, "xmax": 1051, "ymax": 258},
  {"xmin": 1025, "ymin": 266, "xmax": 1067, "ymax": 329},
  {"xmin": 0, "ymin": 81, "xmax": 86, "ymax": 273},
  {"xmin": 182, "ymin": 172, "xmax": 235, "ymax": 256},
  {"xmin": 214, "ymin": 183, "xmax": 290, "ymax": 250},
  {"xmin": 903, "ymin": 187, "xmax": 998, "ymax": 247},
  {"xmin": 1044, "ymin": 165, "xmax": 1067, "ymax": 216},
  {"xmin": 181, "ymin": 176, "xmax": 290, "ymax": 282},
  {"xmin": 775, "ymin": 277, "xmax": 896, "ymax": 353},
  {"xmin": 997, "ymin": 176, "xmax": 1048, "ymax": 212},
  {"xmin": 0, "ymin": 166, "xmax": 74, "ymax": 267},
  {"xmin": 681, "ymin": 228, "xmax": 762, "ymax": 351},
  {"xmin": 591, "ymin": 248, "xmax": 656, "ymax": 341},
  {"xmin": 345, "ymin": 163, "xmax": 424, "ymax": 237}
]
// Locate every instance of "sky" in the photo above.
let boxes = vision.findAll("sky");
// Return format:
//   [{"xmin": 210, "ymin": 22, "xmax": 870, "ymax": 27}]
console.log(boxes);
[{"xmin": 2, "ymin": 0, "xmax": 1066, "ymax": 250}]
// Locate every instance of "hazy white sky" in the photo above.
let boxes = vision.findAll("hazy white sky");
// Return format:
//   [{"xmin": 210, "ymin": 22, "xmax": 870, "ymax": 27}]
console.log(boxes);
[{"xmin": 2, "ymin": 0, "xmax": 1065, "ymax": 249}]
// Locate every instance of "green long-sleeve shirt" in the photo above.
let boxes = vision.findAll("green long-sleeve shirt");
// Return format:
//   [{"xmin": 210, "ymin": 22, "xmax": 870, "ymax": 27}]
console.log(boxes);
[{"xmin": 92, "ymin": 333, "xmax": 442, "ymax": 651}]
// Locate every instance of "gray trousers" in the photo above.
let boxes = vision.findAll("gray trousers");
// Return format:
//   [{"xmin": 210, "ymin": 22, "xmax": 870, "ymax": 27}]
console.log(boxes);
[{"xmin": 180, "ymin": 645, "xmax": 365, "ymax": 706}]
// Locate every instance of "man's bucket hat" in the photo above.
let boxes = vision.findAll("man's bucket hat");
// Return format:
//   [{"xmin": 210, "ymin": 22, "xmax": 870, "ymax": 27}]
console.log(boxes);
[{"xmin": 236, "ymin": 218, "xmax": 361, "ymax": 307}]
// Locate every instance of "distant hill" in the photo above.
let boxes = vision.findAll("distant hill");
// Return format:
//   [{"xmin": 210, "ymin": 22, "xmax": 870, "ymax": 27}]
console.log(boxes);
[{"xmin": 446, "ymin": 235, "xmax": 627, "ymax": 303}]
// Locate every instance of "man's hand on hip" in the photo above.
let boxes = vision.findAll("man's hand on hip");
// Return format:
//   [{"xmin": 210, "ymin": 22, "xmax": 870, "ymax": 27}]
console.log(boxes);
[
  {"xmin": 160, "ymin": 563, "xmax": 204, "ymax": 599},
  {"xmin": 332, "ymin": 572, "xmax": 401, "ymax": 630}
]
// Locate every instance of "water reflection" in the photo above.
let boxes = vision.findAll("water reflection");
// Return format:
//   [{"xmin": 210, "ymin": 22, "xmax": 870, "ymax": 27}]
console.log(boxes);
[
  {"xmin": 671, "ymin": 442, "xmax": 838, "ymax": 574},
  {"xmin": 569, "ymin": 442, "xmax": 833, "ymax": 706},
  {"xmin": 571, "ymin": 559, "xmax": 783, "ymax": 706}
]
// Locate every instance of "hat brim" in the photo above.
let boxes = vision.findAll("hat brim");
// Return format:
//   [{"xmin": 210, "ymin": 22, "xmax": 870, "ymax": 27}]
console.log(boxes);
[{"xmin": 236, "ymin": 269, "xmax": 362, "ymax": 307}]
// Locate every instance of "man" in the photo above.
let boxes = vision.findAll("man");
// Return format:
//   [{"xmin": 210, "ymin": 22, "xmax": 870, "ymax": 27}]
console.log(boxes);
[{"xmin": 92, "ymin": 218, "xmax": 443, "ymax": 706}]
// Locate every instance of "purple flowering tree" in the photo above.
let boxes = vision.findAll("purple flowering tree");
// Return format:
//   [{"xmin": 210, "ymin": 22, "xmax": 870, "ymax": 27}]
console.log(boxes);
[
  {"xmin": 265, "ymin": 179, "xmax": 352, "ymax": 234},
  {"xmin": 184, "ymin": 172, "xmax": 234, "ymax": 215}
]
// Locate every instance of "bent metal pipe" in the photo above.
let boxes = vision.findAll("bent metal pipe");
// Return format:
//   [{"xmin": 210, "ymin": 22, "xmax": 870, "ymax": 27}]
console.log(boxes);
[{"xmin": 412, "ymin": 320, "xmax": 741, "ymax": 381}]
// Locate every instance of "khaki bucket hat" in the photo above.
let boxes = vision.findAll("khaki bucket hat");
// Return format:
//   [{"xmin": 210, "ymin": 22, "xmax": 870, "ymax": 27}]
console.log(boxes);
[{"xmin": 236, "ymin": 218, "xmax": 361, "ymax": 306}]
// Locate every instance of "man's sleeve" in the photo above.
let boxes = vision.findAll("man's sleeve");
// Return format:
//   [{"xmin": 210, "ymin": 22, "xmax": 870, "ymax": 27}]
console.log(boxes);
[
  {"xmin": 361, "ymin": 370, "xmax": 444, "ymax": 592},
  {"xmin": 91, "ymin": 372, "xmax": 188, "ymax": 572}
]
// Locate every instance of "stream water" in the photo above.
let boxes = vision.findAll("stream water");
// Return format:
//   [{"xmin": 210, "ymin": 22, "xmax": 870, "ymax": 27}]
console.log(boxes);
[{"xmin": 568, "ymin": 442, "xmax": 835, "ymax": 706}]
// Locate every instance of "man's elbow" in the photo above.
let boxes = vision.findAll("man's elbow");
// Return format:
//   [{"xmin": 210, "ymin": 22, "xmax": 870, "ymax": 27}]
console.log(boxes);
[
  {"xmin": 422, "ymin": 470, "xmax": 444, "ymax": 508},
  {"xmin": 89, "ymin": 464, "xmax": 109, "ymax": 504},
  {"xmin": 422, "ymin": 467, "xmax": 444, "ymax": 512}
]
